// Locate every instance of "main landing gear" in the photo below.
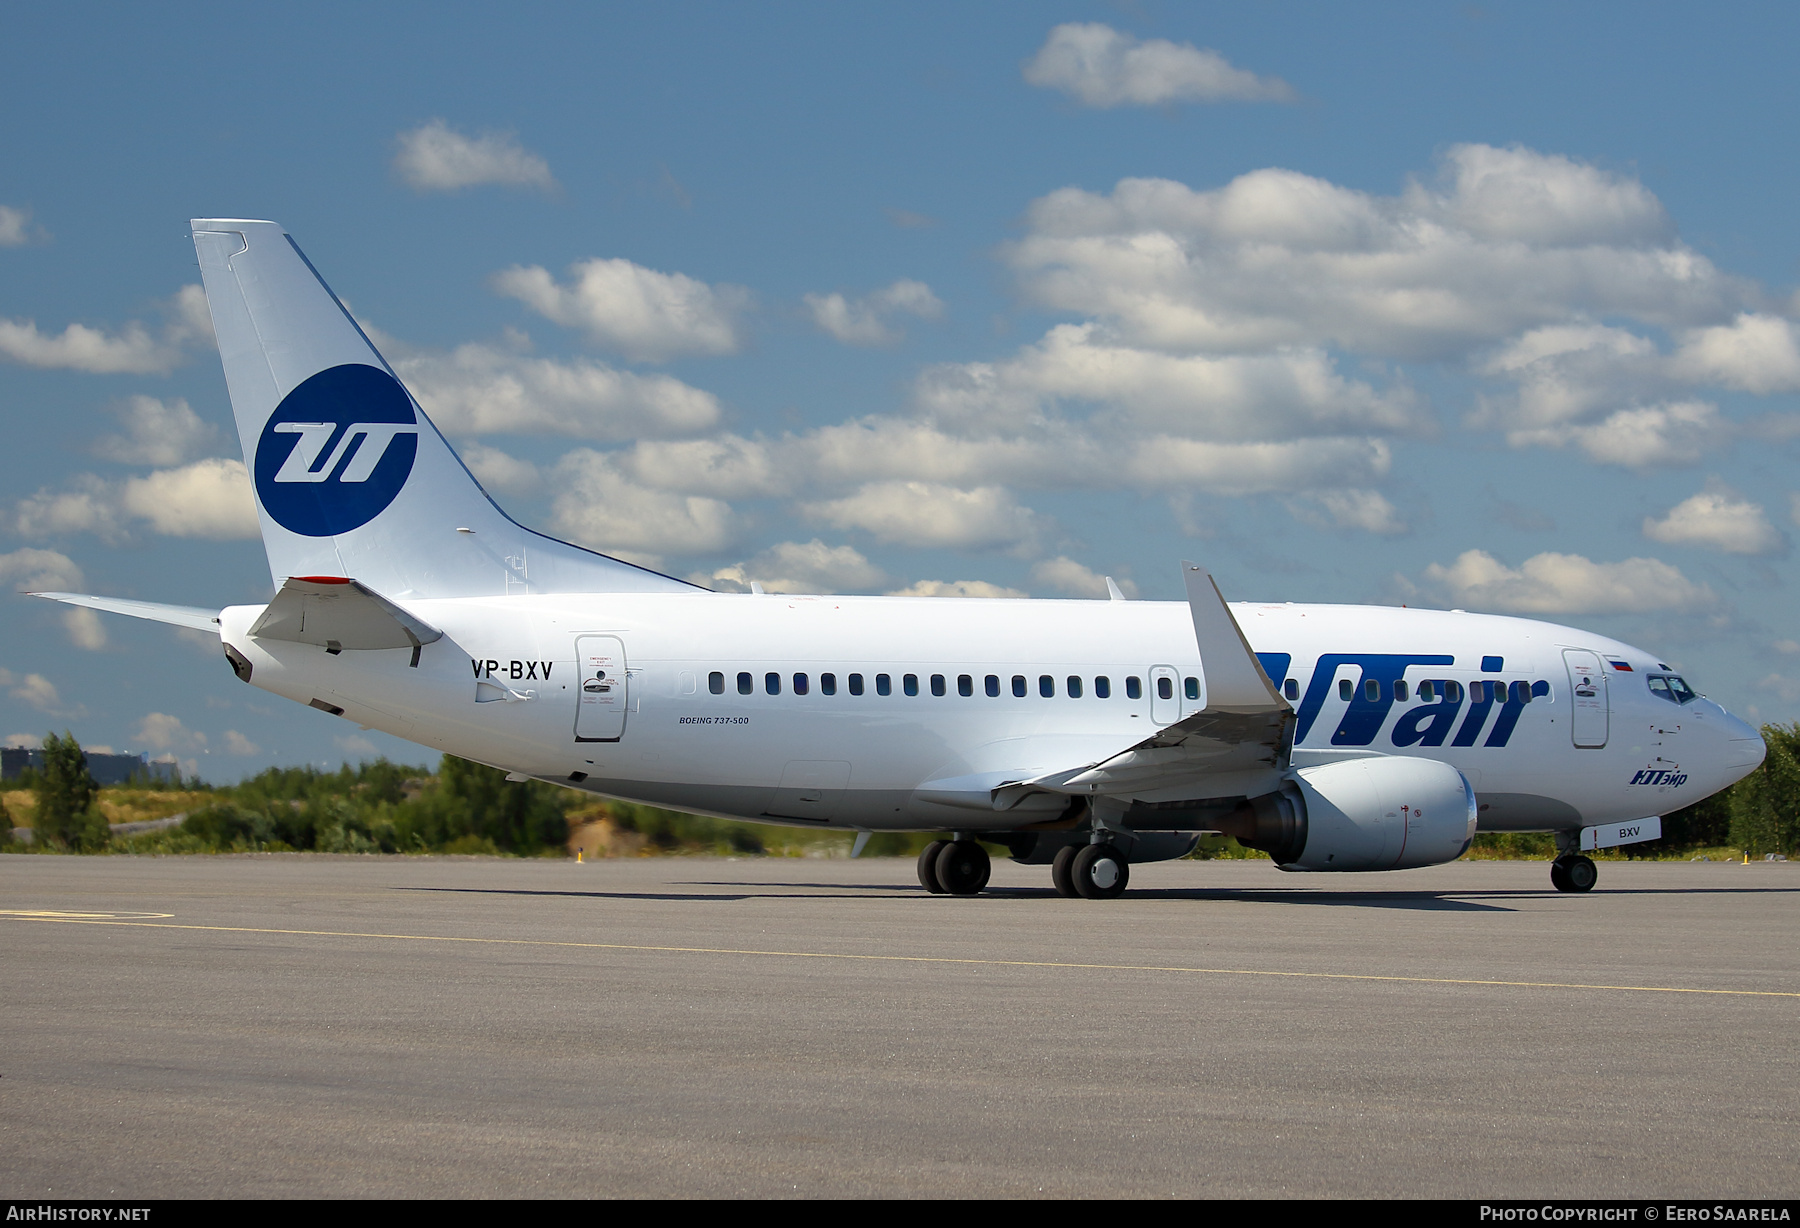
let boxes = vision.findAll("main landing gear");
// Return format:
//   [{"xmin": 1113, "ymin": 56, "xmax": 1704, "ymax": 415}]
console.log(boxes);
[
  {"xmin": 918, "ymin": 838, "xmax": 991, "ymax": 896},
  {"xmin": 1051, "ymin": 842, "xmax": 1130, "ymax": 899},
  {"xmin": 1550, "ymin": 854, "xmax": 1598, "ymax": 893}
]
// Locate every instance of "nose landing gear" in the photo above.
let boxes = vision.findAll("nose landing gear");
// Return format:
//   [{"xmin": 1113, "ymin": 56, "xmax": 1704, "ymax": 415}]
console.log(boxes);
[{"xmin": 1551, "ymin": 854, "xmax": 1597, "ymax": 893}]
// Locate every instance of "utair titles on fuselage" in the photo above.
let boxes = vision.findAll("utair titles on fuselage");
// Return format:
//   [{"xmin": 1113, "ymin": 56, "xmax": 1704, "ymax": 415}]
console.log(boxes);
[{"xmin": 36, "ymin": 220, "xmax": 1767, "ymax": 899}]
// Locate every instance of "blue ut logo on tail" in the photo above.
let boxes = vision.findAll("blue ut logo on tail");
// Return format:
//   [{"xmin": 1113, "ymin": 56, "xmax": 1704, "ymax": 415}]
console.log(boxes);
[{"xmin": 254, "ymin": 364, "xmax": 419, "ymax": 536}]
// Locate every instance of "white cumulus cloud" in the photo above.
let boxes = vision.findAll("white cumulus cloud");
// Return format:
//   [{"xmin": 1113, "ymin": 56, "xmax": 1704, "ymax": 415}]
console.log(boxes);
[
  {"xmin": 493, "ymin": 258, "xmax": 749, "ymax": 361},
  {"xmin": 886, "ymin": 579, "xmax": 1029, "ymax": 599},
  {"xmin": 0, "ymin": 669, "xmax": 70, "ymax": 714},
  {"xmin": 1643, "ymin": 488, "xmax": 1786, "ymax": 556},
  {"xmin": 394, "ymin": 120, "xmax": 557, "ymax": 193},
  {"xmin": 92, "ymin": 396, "xmax": 220, "ymax": 466},
  {"xmin": 704, "ymin": 539, "xmax": 888, "ymax": 595},
  {"xmin": 0, "ymin": 205, "xmax": 48, "ymax": 246},
  {"xmin": 223, "ymin": 730, "xmax": 261, "ymax": 756},
  {"xmin": 14, "ymin": 459, "xmax": 258, "ymax": 542},
  {"xmin": 393, "ymin": 334, "xmax": 723, "ymax": 438},
  {"xmin": 1421, "ymin": 549, "xmax": 1716, "ymax": 615},
  {"xmin": 135, "ymin": 712, "xmax": 205, "ymax": 752},
  {"xmin": 1009, "ymin": 147, "xmax": 1739, "ymax": 361},
  {"xmin": 1031, "ymin": 556, "xmax": 1137, "ymax": 599},
  {"xmin": 1289, "ymin": 488, "xmax": 1409, "ymax": 535},
  {"xmin": 0, "ymin": 285, "xmax": 211, "ymax": 375},
  {"xmin": 1023, "ymin": 23, "xmax": 1295, "ymax": 108},
  {"xmin": 548, "ymin": 450, "xmax": 738, "ymax": 564},
  {"xmin": 805, "ymin": 279, "xmax": 943, "ymax": 346},
  {"xmin": 803, "ymin": 482, "xmax": 1042, "ymax": 551}
]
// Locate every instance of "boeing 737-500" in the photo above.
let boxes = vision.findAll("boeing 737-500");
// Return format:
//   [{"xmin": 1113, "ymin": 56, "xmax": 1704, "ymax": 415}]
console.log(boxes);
[{"xmin": 33, "ymin": 221, "xmax": 1769, "ymax": 897}]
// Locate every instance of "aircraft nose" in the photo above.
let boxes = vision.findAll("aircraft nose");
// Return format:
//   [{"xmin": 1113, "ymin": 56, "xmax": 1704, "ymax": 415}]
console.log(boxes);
[{"xmin": 1716, "ymin": 706, "xmax": 1765, "ymax": 774}]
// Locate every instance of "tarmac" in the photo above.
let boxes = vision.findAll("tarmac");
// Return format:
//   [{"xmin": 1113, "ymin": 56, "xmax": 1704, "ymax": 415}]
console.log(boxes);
[{"xmin": 1, "ymin": 853, "xmax": 1795, "ymax": 1199}]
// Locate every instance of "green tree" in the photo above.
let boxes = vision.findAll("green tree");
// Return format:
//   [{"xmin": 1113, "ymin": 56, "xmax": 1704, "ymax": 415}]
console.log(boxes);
[
  {"xmin": 33, "ymin": 732, "xmax": 107, "ymax": 851},
  {"xmin": 436, "ymin": 755, "xmax": 567, "ymax": 852},
  {"xmin": 1729, "ymin": 723, "xmax": 1800, "ymax": 857}
]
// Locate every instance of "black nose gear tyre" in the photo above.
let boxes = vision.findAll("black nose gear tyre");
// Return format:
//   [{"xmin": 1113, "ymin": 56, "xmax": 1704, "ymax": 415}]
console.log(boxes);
[
  {"xmin": 1565, "ymin": 854, "xmax": 1597, "ymax": 892},
  {"xmin": 1550, "ymin": 858, "xmax": 1572, "ymax": 892},
  {"xmin": 918, "ymin": 839, "xmax": 950, "ymax": 893},
  {"xmin": 1072, "ymin": 842, "xmax": 1130, "ymax": 899},
  {"xmin": 935, "ymin": 839, "xmax": 991, "ymax": 895}
]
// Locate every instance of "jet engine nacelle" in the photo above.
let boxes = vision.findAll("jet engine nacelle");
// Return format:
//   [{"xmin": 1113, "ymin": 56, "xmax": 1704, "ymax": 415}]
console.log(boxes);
[{"xmin": 1236, "ymin": 756, "xmax": 1476, "ymax": 872}]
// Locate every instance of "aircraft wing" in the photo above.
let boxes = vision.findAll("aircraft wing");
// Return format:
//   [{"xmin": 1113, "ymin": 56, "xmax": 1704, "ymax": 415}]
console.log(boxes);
[
  {"xmin": 30, "ymin": 591, "xmax": 221, "ymax": 633},
  {"xmin": 916, "ymin": 562, "xmax": 1294, "ymax": 815}
]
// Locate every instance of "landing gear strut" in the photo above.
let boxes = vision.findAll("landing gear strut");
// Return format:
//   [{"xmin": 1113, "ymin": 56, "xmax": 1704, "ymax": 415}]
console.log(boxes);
[
  {"xmin": 919, "ymin": 838, "xmax": 990, "ymax": 895},
  {"xmin": 1551, "ymin": 854, "xmax": 1597, "ymax": 893}
]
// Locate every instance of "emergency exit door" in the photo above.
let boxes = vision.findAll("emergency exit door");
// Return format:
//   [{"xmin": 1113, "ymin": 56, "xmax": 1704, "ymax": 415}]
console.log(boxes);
[{"xmin": 575, "ymin": 635, "xmax": 628, "ymax": 742}]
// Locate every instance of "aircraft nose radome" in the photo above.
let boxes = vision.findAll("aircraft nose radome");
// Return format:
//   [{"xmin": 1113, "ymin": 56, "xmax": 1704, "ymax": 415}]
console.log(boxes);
[{"xmin": 1725, "ymin": 735, "xmax": 1766, "ymax": 771}]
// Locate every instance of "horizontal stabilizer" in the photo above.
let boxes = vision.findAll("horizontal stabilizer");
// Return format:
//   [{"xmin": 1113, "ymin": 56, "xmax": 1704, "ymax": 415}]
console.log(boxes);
[
  {"xmin": 30, "ymin": 592, "xmax": 220, "ymax": 633},
  {"xmin": 248, "ymin": 576, "xmax": 443, "ymax": 656}
]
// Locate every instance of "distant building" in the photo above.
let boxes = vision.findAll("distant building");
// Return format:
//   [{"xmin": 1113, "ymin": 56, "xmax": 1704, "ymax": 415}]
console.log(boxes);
[{"xmin": 0, "ymin": 748, "xmax": 182, "ymax": 786}]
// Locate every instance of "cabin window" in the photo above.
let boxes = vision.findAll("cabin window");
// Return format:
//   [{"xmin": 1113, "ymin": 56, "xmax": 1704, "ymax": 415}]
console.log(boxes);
[
  {"xmin": 1013, "ymin": 675, "xmax": 1028, "ymax": 698},
  {"xmin": 1157, "ymin": 676, "xmax": 1173, "ymax": 701},
  {"xmin": 821, "ymin": 673, "xmax": 837, "ymax": 696},
  {"xmin": 1039, "ymin": 675, "xmax": 1055, "ymax": 698},
  {"xmin": 1510, "ymin": 680, "xmax": 1531, "ymax": 704},
  {"xmin": 958, "ymin": 674, "xmax": 973, "ymax": 697},
  {"xmin": 848, "ymin": 673, "xmax": 864, "ymax": 696},
  {"xmin": 1126, "ymin": 676, "xmax": 1142, "ymax": 700},
  {"xmin": 904, "ymin": 674, "xmax": 919, "ymax": 697},
  {"xmin": 1095, "ymin": 676, "xmax": 1111, "ymax": 699},
  {"xmin": 1394, "ymin": 680, "xmax": 1409, "ymax": 703},
  {"xmin": 985, "ymin": 674, "xmax": 1000, "ymax": 697},
  {"xmin": 709, "ymin": 671, "xmax": 724, "ymax": 695},
  {"xmin": 1339, "ymin": 678, "xmax": 1353, "ymax": 700},
  {"xmin": 1067, "ymin": 676, "xmax": 1083, "ymax": 698},
  {"xmin": 738, "ymin": 671, "xmax": 753, "ymax": 695},
  {"xmin": 1284, "ymin": 678, "xmax": 1299, "ymax": 701},
  {"xmin": 1184, "ymin": 676, "xmax": 1200, "ymax": 701},
  {"xmin": 765, "ymin": 672, "xmax": 781, "ymax": 696},
  {"xmin": 793, "ymin": 673, "xmax": 809, "ymax": 695},
  {"xmin": 876, "ymin": 673, "xmax": 891, "ymax": 696},
  {"xmin": 1417, "ymin": 680, "xmax": 1435, "ymax": 702},
  {"xmin": 1364, "ymin": 678, "xmax": 1380, "ymax": 701},
  {"xmin": 930, "ymin": 674, "xmax": 946, "ymax": 697},
  {"xmin": 1470, "ymin": 681, "xmax": 1487, "ymax": 703},
  {"xmin": 1445, "ymin": 680, "xmax": 1463, "ymax": 703}
]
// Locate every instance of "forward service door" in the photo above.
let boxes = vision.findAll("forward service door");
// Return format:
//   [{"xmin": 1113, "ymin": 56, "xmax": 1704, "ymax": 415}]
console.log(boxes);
[
  {"xmin": 1563, "ymin": 648, "xmax": 1608, "ymax": 749},
  {"xmin": 575, "ymin": 635, "xmax": 628, "ymax": 742}
]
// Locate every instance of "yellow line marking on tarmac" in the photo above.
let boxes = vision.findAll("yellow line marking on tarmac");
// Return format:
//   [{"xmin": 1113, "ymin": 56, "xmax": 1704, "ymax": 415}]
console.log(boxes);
[
  {"xmin": 0, "ymin": 908, "xmax": 174, "ymax": 920},
  {"xmin": 5, "ymin": 912, "xmax": 1796, "ymax": 999}
]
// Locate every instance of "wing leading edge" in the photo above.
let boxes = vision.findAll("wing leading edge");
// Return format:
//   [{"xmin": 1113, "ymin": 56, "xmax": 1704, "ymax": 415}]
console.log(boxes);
[{"xmin": 30, "ymin": 592, "xmax": 221, "ymax": 633}]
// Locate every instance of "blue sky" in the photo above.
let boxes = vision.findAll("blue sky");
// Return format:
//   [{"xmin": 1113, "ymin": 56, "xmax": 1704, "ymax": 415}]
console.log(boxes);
[{"xmin": 4, "ymin": 3, "xmax": 1799, "ymax": 779}]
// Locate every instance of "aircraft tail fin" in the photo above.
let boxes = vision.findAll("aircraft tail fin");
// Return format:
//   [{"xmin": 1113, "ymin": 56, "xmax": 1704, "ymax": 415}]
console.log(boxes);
[{"xmin": 189, "ymin": 220, "xmax": 698, "ymax": 599}]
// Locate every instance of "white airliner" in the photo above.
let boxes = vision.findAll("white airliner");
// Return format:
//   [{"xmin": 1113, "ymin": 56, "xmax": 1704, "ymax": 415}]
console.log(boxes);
[{"xmin": 36, "ymin": 220, "xmax": 1767, "ymax": 897}]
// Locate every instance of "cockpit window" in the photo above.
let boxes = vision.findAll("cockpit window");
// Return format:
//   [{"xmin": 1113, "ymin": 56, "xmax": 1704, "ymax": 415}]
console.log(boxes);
[{"xmin": 1647, "ymin": 673, "xmax": 1697, "ymax": 704}]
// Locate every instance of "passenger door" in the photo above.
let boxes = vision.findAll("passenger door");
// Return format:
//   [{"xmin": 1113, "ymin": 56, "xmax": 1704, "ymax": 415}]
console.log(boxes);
[
  {"xmin": 574, "ymin": 635, "xmax": 628, "ymax": 742},
  {"xmin": 1563, "ymin": 648, "xmax": 1608, "ymax": 749}
]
